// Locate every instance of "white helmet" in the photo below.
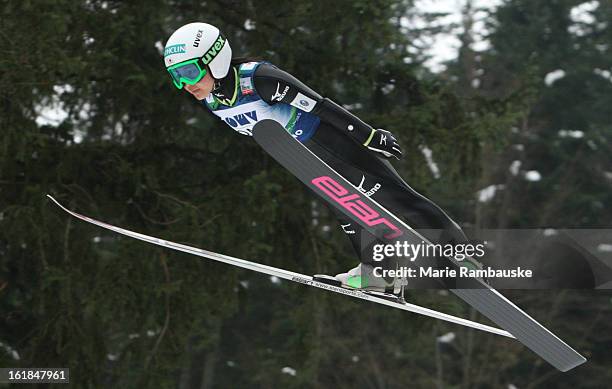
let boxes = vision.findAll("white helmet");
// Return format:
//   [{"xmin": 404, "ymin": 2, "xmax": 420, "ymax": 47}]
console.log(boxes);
[{"xmin": 163, "ymin": 22, "xmax": 232, "ymax": 82}]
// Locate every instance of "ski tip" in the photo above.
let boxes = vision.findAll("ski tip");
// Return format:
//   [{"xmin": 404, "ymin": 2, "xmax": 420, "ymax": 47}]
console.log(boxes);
[
  {"xmin": 46, "ymin": 194, "xmax": 60, "ymax": 206},
  {"xmin": 46, "ymin": 194, "xmax": 69, "ymax": 213}
]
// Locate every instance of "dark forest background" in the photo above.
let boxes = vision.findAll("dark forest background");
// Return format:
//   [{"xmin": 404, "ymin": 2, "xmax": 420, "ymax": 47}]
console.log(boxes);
[{"xmin": 2, "ymin": 0, "xmax": 612, "ymax": 388}]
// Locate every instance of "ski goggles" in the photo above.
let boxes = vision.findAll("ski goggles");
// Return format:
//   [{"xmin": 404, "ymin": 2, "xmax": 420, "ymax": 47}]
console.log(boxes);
[{"xmin": 167, "ymin": 58, "xmax": 208, "ymax": 89}]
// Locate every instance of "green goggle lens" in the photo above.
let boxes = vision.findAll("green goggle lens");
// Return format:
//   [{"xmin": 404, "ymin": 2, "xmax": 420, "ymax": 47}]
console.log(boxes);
[{"xmin": 167, "ymin": 59, "xmax": 207, "ymax": 89}]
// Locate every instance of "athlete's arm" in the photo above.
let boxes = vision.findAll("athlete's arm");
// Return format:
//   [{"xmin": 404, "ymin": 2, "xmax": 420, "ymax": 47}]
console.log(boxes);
[{"xmin": 252, "ymin": 63, "xmax": 402, "ymax": 159}]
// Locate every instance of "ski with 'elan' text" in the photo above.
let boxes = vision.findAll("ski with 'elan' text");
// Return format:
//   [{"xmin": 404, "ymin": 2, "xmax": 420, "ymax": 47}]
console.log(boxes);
[{"xmin": 251, "ymin": 119, "xmax": 586, "ymax": 372}]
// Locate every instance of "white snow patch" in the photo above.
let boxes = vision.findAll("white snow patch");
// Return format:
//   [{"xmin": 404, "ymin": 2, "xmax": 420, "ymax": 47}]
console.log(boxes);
[
  {"xmin": 78, "ymin": 102, "xmax": 92, "ymax": 121},
  {"xmin": 407, "ymin": 0, "xmax": 502, "ymax": 73},
  {"xmin": 594, "ymin": 68, "xmax": 612, "ymax": 82},
  {"xmin": 351, "ymin": 355, "xmax": 360, "ymax": 362},
  {"xmin": 597, "ymin": 244, "xmax": 612, "ymax": 252},
  {"xmin": 508, "ymin": 384, "xmax": 518, "ymax": 389},
  {"xmin": 570, "ymin": 1, "xmax": 599, "ymax": 24},
  {"xmin": 381, "ymin": 83, "xmax": 396, "ymax": 95},
  {"xmin": 568, "ymin": 1, "xmax": 600, "ymax": 36},
  {"xmin": 512, "ymin": 144, "xmax": 525, "ymax": 151},
  {"xmin": 437, "ymin": 332, "xmax": 456, "ymax": 343},
  {"xmin": 544, "ymin": 69, "xmax": 565, "ymax": 86},
  {"xmin": 92, "ymin": 236, "xmax": 102, "ymax": 243},
  {"xmin": 0, "ymin": 341, "xmax": 20, "ymax": 360},
  {"xmin": 73, "ymin": 130, "xmax": 85, "ymax": 144},
  {"xmin": 270, "ymin": 276, "xmax": 281, "ymax": 284},
  {"xmin": 419, "ymin": 145, "xmax": 440, "ymax": 179},
  {"xmin": 568, "ymin": 25, "xmax": 586, "ymax": 37},
  {"xmin": 477, "ymin": 184, "xmax": 504, "ymax": 203},
  {"xmin": 603, "ymin": 171, "xmax": 612, "ymax": 180},
  {"xmin": 71, "ymin": 102, "xmax": 92, "ymax": 143},
  {"xmin": 84, "ymin": 35, "xmax": 95, "ymax": 46},
  {"xmin": 154, "ymin": 41, "xmax": 164, "ymax": 55},
  {"xmin": 239, "ymin": 280, "xmax": 249, "ymax": 289},
  {"xmin": 524, "ymin": 170, "xmax": 541, "ymax": 182},
  {"xmin": 558, "ymin": 129, "xmax": 584, "ymax": 138},
  {"xmin": 34, "ymin": 84, "xmax": 81, "ymax": 128},
  {"xmin": 227, "ymin": 360, "xmax": 236, "ymax": 367},
  {"xmin": 107, "ymin": 353, "xmax": 119, "ymax": 361},
  {"xmin": 509, "ymin": 160, "xmax": 521, "ymax": 176},
  {"xmin": 54, "ymin": 85, "xmax": 74, "ymax": 94},
  {"xmin": 471, "ymin": 78, "xmax": 481, "ymax": 88},
  {"xmin": 322, "ymin": 225, "xmax": 331, "ymax": 232},
  {"xmin": 128, "ymin": 333, "xmax": 140, "ymax": 339},
  {"xmin": 244, "ymin": 19, "xmax": 256, "ymax": 30},
  {"xmin": 35, "ymin": 97, "xmax": 69, "ymax": 127},
  {"xmin": 281, "ymin": 366, "xmax": 297, "ymax": 376}
]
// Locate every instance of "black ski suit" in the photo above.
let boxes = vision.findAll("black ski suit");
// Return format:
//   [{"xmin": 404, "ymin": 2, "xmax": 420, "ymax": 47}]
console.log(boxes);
[{"xmin": 206, "ymin": 61, "xmax": 468, "ymax": 274}]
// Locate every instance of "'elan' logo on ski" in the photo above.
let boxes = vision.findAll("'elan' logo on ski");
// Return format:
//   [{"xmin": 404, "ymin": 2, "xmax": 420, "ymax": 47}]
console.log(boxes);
[
  {"xmin": 271, "ymin": 83, "xmax": 290, "ymax": 102},
  {"xmin": 311, "ymin": 176, "xmax": 402, "ymax": 239},
  {"xmin": 224, "ymin": 111, "xmax": 258, "ymax": 128},
  {"xmin": 201, "ymin": 36, "xmax": 226, "ymax": 64}
]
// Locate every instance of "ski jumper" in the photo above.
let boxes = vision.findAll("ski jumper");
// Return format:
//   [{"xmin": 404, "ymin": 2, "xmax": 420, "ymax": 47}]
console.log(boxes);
[{"xmin": 204, "ymin": 61, "xmax": 468, "ymax": 268}]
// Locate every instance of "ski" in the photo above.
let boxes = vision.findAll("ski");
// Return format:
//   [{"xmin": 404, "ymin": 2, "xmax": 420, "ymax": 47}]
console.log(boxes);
[
  {"xmin": 47, "ymin": 194, "xmax": 512, "ymax": 338},
  {"xmin": 252, "ymin": 119, "xmax": 586, "ymax": 372}
]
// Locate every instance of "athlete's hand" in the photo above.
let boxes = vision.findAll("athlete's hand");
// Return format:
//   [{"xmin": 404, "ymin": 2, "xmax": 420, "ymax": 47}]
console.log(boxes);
[{"xmin": 364, "ymin": 129, "xmax": 403, "ymax": 160}]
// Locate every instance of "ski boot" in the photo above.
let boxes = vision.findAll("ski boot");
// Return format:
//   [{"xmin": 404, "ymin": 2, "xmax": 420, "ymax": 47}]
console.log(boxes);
[{"xmin": 314, "ymin": 263, "xmax": 407, "ymax": 302}]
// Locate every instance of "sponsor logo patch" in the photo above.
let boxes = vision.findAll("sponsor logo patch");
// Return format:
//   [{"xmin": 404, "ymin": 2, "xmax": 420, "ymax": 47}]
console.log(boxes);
[
  {"xmin": 240, "ymin": 77, "xmax": 254, "ymax": 95},
  {"xmin": 193, "ymin": 30, "xmax": 203, "ymax": 47},
  {"xmin": 223, "ymin": 110, "xmax": 258, "ymax": 132},
  {"xmin": 201, "ymin": 36, "xmax": 226, "ymax": 64},
  {"xmin": 290, "ymin": 92, "xmax": 316, "ymax": 112},
  {"xmin": 164, "ymin": 44, "xmax": 186, "ymax": 57},
  {"xmin": 355, "ymin": 175, "xmax": 381, "ymax": 197},
  {"xmin": 240, "ymin": 62, "xmax": 258, "ymax": 70},
  {"xmin": 271, "ymin": 82, "xmax": 290, "ymax": 102}
]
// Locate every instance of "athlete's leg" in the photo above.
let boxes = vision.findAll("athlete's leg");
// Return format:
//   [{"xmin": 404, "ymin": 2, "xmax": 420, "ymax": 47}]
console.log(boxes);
[
  {"xmin": 305, "ymin": 124, "xmax": 473, "ymax": 288},
  {"xmin": 305, "ymin": 124, "xmax": 468, "ymax": 246}
]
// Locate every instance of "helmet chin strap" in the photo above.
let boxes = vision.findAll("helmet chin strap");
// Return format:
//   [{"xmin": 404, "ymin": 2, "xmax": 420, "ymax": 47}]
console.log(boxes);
[{"xmin": 211, "ymin": 67, "xmax": 238, "ymax": 106}]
